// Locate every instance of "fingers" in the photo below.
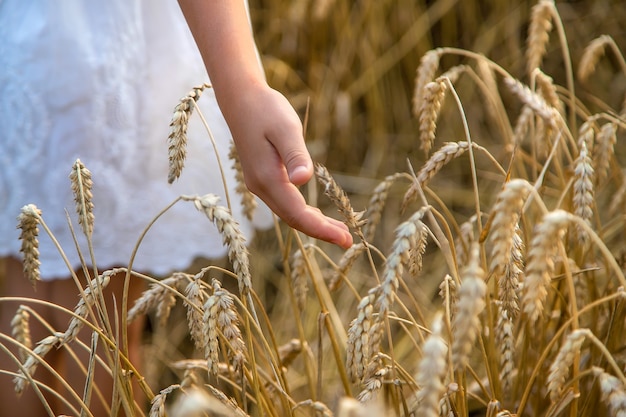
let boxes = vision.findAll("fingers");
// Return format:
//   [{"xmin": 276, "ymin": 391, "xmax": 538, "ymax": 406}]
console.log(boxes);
[{"xmin": 258, "ymin": 179, "xmax": 353, "ymax": 249}]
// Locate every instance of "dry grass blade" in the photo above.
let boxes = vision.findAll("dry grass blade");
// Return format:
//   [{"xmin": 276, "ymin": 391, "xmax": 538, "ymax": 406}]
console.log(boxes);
[
  {"xmin": 69, "ymin": 159, "xmax": 95, "ymax": 238},
  {"xmin": 167, "ymin": 83, "xmax": 212, "ymax": 184},
  {"xmin": 451, "ymin": 243, "xmax": 486, "ymax": 371},
  {"xmin": 526, "ymin": 0, "xmax": 555, "ymax": 75},
  {"xmin": 229, "ymin": 143, "xmax": 257, "ymax": 221},
  {"xmin": 315, "ymin": 163, "xmax": 366, "ymax": 231},
  {"xmin": 17, "ymin": 204, "xmax": 42, "ymax": 287}
]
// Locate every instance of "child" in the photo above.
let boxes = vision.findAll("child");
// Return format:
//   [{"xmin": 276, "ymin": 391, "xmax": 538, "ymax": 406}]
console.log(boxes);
[{"xmin": 0, "ymin": 1, "xmax": 351, "ymax": 415}]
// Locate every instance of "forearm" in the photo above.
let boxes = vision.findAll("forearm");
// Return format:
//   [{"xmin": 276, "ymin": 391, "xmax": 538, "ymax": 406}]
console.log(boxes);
[{"xmin": 177, "ymin": 0, "xmax": 267, "ymax": 108}]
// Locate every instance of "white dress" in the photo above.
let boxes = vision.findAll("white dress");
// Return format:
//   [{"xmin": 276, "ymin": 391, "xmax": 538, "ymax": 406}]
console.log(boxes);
[{"xmin": 0, "ymin": 0, "xmax": 273, "ymax": 280}]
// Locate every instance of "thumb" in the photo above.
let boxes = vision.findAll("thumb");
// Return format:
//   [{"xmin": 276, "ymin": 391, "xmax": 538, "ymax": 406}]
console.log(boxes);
[{"xmin": 285, "ymin": 150, "xmax": 314, "ymax": 185}]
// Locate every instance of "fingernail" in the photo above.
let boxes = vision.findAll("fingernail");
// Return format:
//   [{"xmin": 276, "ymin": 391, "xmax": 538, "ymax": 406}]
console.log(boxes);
[{"xmin": 289, "ymin": 165, "xmax": 309, "ymax": 183}]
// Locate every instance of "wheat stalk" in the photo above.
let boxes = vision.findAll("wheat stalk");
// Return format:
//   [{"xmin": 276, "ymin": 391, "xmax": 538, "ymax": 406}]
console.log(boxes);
[
  {"xmin": 451, "ymin": 243, "xmax": 486, "ymax": 371},
  {"xmin": 526, "ymin": 0, "xmax": 555, "ymax": 75},
  {"xmin": 17, "ymin": 204, "xmax": 42, "ymax": 287},
  {"xmin": 69, "ymin": 159, "xmax": 95, "ymax": 238},
  {"xmin": 522, "ymin": 210, "xmax": 570, "ymax": 324},
  {"xmin": 167, "ymin": 83, "xmax": 211, "ymax": 184}
]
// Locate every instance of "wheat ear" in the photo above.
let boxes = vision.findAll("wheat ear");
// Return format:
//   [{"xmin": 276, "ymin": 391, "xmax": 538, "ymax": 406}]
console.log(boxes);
[
  {"xmin": 128, "ymin": 273, "xmax": 188, "ymax": 326},
  {"xmin": 402, "ymin": 141, "xmax": 470, "ymax": 211},
  {"xmin": 63, "ymin": 268, "xmax": 120, "ymax": 344},
  {"xmin": 11, "ymin": 306, "xmax": 32, "ymax": 363},
  {"xmin": 496, "ymin": 307, "xmax": 516, "ymax": 398},
  {"xmin": 315, "ymin": 163, "xmax": 366, "ymax": 231},
  {"xmin": 14, "ymin": 333, "xmax": 63, "ymax": 395},
  {"xmin": 184, "ymin": 276, "xmax": 207, "ymax": 351},
  {"xmin": 414, "ymin": 313, "xmax": 448, "ymax": 417},
  {"xmin": 150, "ymin": 384, "xmax": 180, "ymax": 417},
  {"xmin": 17, "ymin": 204, "xmax": 42, "ymax": 287},
  {"xmin": 573, "ymin": 140, "xmax": 595, "ymax": 243},
  {"xmin": 363, "ymin": 173, "xmax": 405, "ymax": 241},
  {"xmin": 184, "ymin": 194, "xmax": 251, "ymax": 294},
  {"xmin": 294, "ymin": 400, "xmax": 333, "ymax": 417},
  {"xmin": 593, "ymin": 367, "xmax": 626, "ymax": 417},
  {"xmin": 330, "ymin": 242, "xmax": 366, "ymax": 291},
  {"xmin": 547, "ymin": 328, "xmax": 588, "ymax": 402},
  {"xmin": 376, "ymin": 207, "xmax": 429, "ymax": 317},
  {"xmin": 229, "ymin": 142, "xmax": 257, "ymax": 221},
  {"xmin": 357, "ymin": 362, "xmax": 390, "ymax": 403},
  {"xmin": 451, "ymin": 243, "xmax": 486, "ymax": 371},
  {"xmin": 413, "ymin": 49, "xmax": 442, "ymax": 116},
  {"xmin": 522, "ymin": 210, "xmax": 570, "ymax": 324},
  {"xmin": 578, "ymin": 35, "xmax": 613, "ymax": 83},
  {"xmin": 290, "ymin": 245, "xmax": 313, "ymax": 311},
  {"xmin": 346, "ymin": 288, "xmax": 378, "ymax": 383},
  {"xmin": 69, "ymin": 159, "xmax": 95, "ymax": 237},
  {"xmin": 526, "ymin": 0, "xmax": 555, "ymax": 75},
  {"xmin": 167, "ymin": 83, "xmax": 211, "ymax": 184},
  {"xmin": 504, "ymin": 77, "xmax": 557, "ymax": 125},
  {"xmin": 204, "ymin": 279, "xmax": 246, "ymax": 375},
  {"xmin": 594, "ymin": 123, "xmax": 617, "ymax": 185},
  {"xmin": 534, "ymin": 69, "xmax": 562, "ymax": 113},
  {"xmin": 418, "ymin": 77, "xmax": 448, "ymax": 155}
]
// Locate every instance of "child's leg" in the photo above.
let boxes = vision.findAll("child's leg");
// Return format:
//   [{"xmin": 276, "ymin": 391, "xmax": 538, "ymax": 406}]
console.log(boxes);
[{"xmin": 0, "ymin": 257, "xmax": 146, "ymax": 417}]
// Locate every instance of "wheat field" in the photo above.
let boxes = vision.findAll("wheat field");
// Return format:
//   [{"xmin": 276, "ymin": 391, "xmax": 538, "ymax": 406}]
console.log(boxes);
[{"xmin": 3, "ymin": 0, "xmax": 626, "ymax": 416}]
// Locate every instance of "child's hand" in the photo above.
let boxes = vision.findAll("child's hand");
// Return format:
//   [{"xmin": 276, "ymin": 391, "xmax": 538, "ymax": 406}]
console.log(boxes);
[{"xmin": 224, "ymin": 84, "xmax": 353, "ymax": 249}]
